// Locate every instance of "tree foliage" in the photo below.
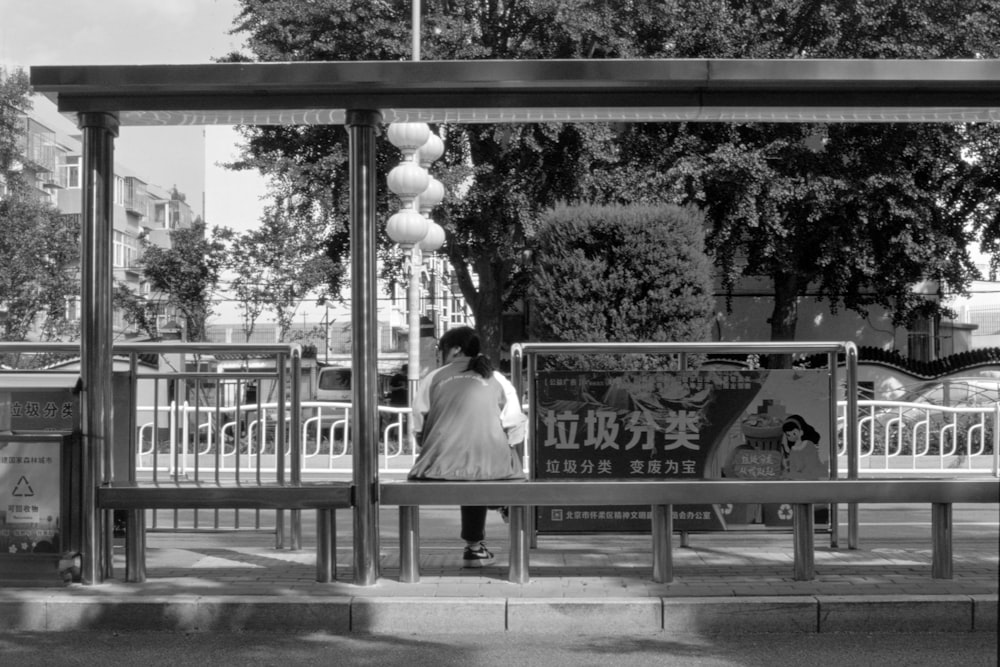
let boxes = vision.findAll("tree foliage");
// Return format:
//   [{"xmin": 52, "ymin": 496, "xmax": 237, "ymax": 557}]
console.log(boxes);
[
  {"xmin": 220, "ymin": 195, "xmax": 336, "ymax": 343},
  {"xmin": 0, "ymin": 68, "xmax": 80, "ymax": 344},
  {"xmin": 223, "ymin": 0, "xmax": 1000, "ymax": 365},
  {"xmin": 585, "ymin": 1, "xmax": 1000, "ymax": 358},
  {"xmin": 113, "ymin": 282, "xmax": 158, "ymax": 340},
  {"xmin": 137, "ymin": 219, "xmax": 226, "ymax": 341},
  {"xmin": 224, "ymin": 0, "xmax": 679, "ymax": 363},
  {"xmin": 528, "ymin": 204, "xmax": 714, "ymax": 368}
]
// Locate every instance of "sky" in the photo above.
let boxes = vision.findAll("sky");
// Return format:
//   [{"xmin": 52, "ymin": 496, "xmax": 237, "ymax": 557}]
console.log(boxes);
[{"xmin": 0, "ymin": 0, "xmax": 266, "ymax": 232}]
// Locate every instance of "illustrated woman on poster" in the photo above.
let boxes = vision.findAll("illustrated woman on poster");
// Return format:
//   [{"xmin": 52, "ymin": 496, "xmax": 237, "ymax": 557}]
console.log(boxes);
[{"xmin": 780, "ymin": 414, "xmax": 827, "ymax": 480}]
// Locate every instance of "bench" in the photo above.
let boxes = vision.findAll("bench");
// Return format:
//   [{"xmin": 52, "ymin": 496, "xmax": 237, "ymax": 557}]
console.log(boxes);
[
  {"xmin": 97, "ymin": 481, "xmax": 353, "ymax": 582},
  {"xmin": 379, "ymin": 478, "xmax": 999, "ymax": 584}
]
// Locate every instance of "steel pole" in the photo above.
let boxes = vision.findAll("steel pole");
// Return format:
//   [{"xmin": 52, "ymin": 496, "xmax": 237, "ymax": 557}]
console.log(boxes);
[
  {"xmin": 290, "ymin": 346, "xmax": 302, "ymax": 550},
  {"xmin": 931, "ymin": 502, "xmax": 953, "ymax": 579},
  {"xmin": 828, "ymin": 350, "xmax": 839, "ymax": 549},
  {"xmin": 346, "ymin": 110, "xmax": 383, "ymax": 586},
  {"xmin": 407, "ymin": 246, "xmax": 421, "ymax": 451},
  {"xmin": 411, "ymin": 0, "xmax": 421, "ymax": 61},
  {"xmin": 846, "ymin": 343, "xmax": 860, "ymax": 549},
  {"xmin": 78, "ymin": 111, "xmax": 118, "ymax": 585}
]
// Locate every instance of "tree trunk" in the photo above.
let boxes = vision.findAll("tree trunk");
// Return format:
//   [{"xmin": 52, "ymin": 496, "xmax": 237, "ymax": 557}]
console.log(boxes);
[
  {"xmin": 768, "ymin": 273, "xmax": 800, "ymax": 369},
  {"xmin": 450, "ymin": 252, "xmax": 507, "ymax": 368}
]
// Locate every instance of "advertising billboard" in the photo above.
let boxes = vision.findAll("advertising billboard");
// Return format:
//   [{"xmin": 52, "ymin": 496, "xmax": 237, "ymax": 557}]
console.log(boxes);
[{"xmin": 533, "ymin": 369, "xmax": 830, "ymax": 532}]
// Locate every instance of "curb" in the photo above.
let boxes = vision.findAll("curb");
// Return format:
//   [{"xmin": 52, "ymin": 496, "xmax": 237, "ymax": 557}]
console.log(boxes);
[{"xmin": 1, "ymin": 594, "xmax": 996, "ymax": 634}]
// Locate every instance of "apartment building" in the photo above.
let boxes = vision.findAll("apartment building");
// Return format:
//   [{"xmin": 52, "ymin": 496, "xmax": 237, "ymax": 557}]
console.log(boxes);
[{"xmin": 3, "ymin": 92, "xmax": 194, "ymax": 341}]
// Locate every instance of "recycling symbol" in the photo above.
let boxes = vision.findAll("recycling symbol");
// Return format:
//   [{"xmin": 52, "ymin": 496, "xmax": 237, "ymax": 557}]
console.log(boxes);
[
  {"xmin": 720, "ymin": 504, "xmax": 733, "ymax": 515},
  {"xmin": 13, "ymin": 476, "xmax": 34, "ymax": 497},
  {"xmin": 778, "ymin": 504, "xmax": 793, "ymax": 520}
]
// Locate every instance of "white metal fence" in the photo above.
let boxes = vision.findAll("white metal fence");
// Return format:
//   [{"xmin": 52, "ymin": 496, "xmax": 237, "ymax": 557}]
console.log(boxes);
[
  {"xmin": 4, "ymin": 342, "xmax": 997, "ymax": 537},
  {"xmin": 836, "ymin": 400, "xmax": 999, "ymax": 477},
  {"xmin": 136, "ymin": 401, "xmax": 418, "ymax": 478},
  {"xmin": 142, "ymin": 398, "xmax": 999, "ymax": 480}
]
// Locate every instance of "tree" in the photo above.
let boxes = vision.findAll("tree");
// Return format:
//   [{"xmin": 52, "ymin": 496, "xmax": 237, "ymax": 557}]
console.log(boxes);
[
  {"xmin": 0, "ymin": 68, "xmax": 80, "ymax": 346},
  {"xmin": 224, "ymin": 0, "xmax": 1000, "ymax": 368},
  {"xmin": 221, "ymin": 195, "xmax": 336, "ymax": 343},
  {"xmin": 528, "ymin": 204, "xmax": 714, "ymax": 368},
  {"xmin": 113, "ymin": 282, "xmax": 158, "ymax": 340},
  {"xmin": 137, "ymin": 218, "xmax": 227, "ymax": 341},
  {"xmin": 223, "ymin": 231, "xmax": 268, "ymax": 343},
  {"xmin": 585, "ymin": 1, "xmax": 1000, "ymax": 364},
  {"xmin": 224, "ymin": 0, "xmax": 676, "ymax": 364}
]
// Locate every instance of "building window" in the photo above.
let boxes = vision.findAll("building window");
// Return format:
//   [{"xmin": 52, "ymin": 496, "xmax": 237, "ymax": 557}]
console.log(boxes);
[
  {"xmin": 153, "ymin": 202, "xmax": 166, "ymax": 226},
  {"xmin": 113, "ymin": 231, "xmax": 137, "ymax": 268},
  {"xmin": 907, "ymin": 317, "xmax": 939, "ymax": 362},
  {"xmin": 451, "ymin": 296, "xmax": 465, "ymax": 323},
  {"xmin": 59, "ymin": 155, "xmax": 80, "ymax": 189},
  {"xmin": 114, "ymin": 175, "xmax": 125, "ymax": 205}
]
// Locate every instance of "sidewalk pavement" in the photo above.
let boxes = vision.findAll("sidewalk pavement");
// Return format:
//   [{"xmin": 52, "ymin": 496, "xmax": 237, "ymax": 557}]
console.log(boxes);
[{"xmin": 1, "ymin": 507, "xmax": 997, "ymax": 635}]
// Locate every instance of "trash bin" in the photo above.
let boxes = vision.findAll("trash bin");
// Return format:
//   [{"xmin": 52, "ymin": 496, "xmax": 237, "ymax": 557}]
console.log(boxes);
[{"xmin": 0, "ymin": 376, "xmax": 82, "ymax": 586}]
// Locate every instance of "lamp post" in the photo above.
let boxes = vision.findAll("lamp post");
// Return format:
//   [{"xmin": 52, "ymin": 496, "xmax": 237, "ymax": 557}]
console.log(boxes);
[{"xmin": 386, "ymin": 123, "xmax": 446, "ymax": 449}]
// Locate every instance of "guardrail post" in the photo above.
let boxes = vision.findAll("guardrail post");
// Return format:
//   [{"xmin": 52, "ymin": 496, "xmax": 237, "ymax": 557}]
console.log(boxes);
[
  {"xmin": 399, "ymin": 506, "xmax": 420, "ymax": 583},
  {"xmin": 792, "ymin": 503, "xmax": 815, "ymax": 581},
  {"xmin": 652, "ymin": 504, "xmax": 673, "ymax": 583},
  {"xmin": 931, "ymin": 502, "xmax": 953, "ymax": 579},
  {"xmin": 509, "ymin": 505, "xmax": 530, "ymax": 584}
]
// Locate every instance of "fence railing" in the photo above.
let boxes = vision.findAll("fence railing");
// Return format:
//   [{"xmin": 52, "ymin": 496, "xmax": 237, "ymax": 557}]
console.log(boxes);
[
  {"xmin": 136, "ymin": 400, "xmax": 417, "ymax": 478},
  {"xmin": 136, "ymin": 398, "xmax": 1000, "ymax": 481},
  {"xmin": 3, "ymin": 341, "xmax": 997, "ymax": 544},
  {"xmin": 836, "ymin": 400, "xmax": 1000, "ymax": 477},
  {"xmin": 6, "ymin": 341, "xmax": 1000, "ymax": 588}
]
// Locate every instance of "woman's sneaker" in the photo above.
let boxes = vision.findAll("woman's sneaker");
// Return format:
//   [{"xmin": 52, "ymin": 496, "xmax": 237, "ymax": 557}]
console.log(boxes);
[{"xmin": 462, "ymin": 542, "xmax": 495, "ymax": 568}]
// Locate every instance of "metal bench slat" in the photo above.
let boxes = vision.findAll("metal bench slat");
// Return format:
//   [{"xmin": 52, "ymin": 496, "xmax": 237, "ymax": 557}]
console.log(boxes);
[
  {"xmin": 98, "ymin": 482, "xmax": 353, "ymax": 510},
  {"xmin": 379, "ymin": 479, "xmax": 999, "ymax": 506}
]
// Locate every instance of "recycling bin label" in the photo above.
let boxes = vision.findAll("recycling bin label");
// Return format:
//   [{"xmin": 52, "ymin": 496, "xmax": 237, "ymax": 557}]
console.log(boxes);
[{"xmin": 0, "ymin": 440, "xmax": 62, "ymax": 554}]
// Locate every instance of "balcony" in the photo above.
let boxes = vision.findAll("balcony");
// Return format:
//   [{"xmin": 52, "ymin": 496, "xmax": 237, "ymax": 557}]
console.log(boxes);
[
  {"xmin": 124, "ymin": 177, "xmax": 148, "ymax": 217},
  {"xmin": 20, "ymin": 118, "xmax": 57, "ymax": 175}
]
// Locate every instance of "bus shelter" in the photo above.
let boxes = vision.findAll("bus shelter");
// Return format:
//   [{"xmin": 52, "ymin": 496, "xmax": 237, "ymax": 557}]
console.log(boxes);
[{"xmin": 29, "ymin": 58, "xmax": 1000, "ymax": 586}]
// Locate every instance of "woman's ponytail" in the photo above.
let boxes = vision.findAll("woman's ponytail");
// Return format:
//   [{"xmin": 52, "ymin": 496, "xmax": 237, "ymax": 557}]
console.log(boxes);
[
  {"xmin": 439, "ymin": 326, "xmax": 492, "ymax": 379},
  {"xmin": 466, "ymin": 353, "xmax": 493, "ymax": 379}
]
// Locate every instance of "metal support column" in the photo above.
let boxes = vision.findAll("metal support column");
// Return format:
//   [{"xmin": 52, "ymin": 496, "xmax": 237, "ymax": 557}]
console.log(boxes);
[
  {"xmin": 793, "ymin": 503, "xmax": 815, "ymax": 581},
  {"xmin": 931, "ymin": 502, "xmax": 953, "ymax": 579},
  {"xmin": 78, "ymin": 111, "xmax": 118, "ymax": 585},
  {"xmin": 316, "ymin": 509, "xmax": 336, "ymax": 583},
  {"xmin": 346, "ymin": 109, "xmax": 383, "ymax": 586},
  {"xmin": 652, "ymin": 504, "xmax": 673, "ymax": 583},
  {"xmin": 289, "ymin": 346, "xmax": 303, "ymax": 550},
  {"xmin": 845, "ymin": 343, "xmax": 860, "ymax": 549},
  {"xmin": 399, "ymin": 506, "xmax": 420, "ymax": 583},
  {"xmin": 406, "ymin": 246, "xmax": 422, "ymax": 452},
  {"xmin": 508, "ymin": 505, "xmax": 530, "ymax": 584},
  {"xmin": 827, "ymin": 350, "xmax": 839, "ymax": 549}
]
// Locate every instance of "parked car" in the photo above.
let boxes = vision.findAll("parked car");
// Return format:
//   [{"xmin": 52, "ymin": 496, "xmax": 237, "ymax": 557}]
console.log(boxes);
[{"xmin": 316, "ymin": 366, "xmax": 352, "ymax": 403}]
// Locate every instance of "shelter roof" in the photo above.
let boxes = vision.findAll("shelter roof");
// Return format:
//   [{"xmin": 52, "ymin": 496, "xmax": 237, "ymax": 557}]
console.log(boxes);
[{"xmin": 30, "ymin": 58, "xmax": 1000, "ymax": 125}]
